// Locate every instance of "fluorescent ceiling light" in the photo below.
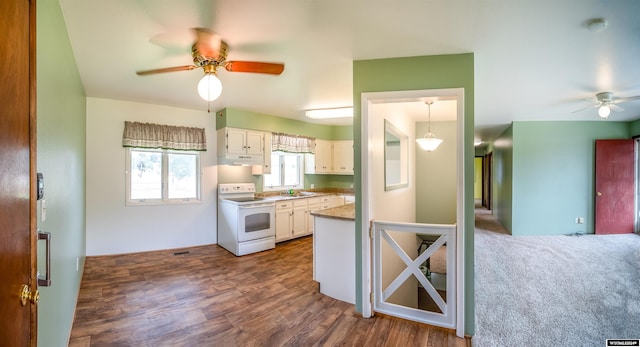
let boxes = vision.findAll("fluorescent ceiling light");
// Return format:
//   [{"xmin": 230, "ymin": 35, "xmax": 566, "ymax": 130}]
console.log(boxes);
[{"xmin": 305, "ymin": 107, "xmax": 353, "ymax": 119}]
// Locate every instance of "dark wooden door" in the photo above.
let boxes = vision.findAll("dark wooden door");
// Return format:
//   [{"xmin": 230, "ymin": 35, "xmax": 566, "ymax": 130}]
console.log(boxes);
[
  {"xmin": 594, "ymin": 139, "xmax": 635, "ymax": 234},
  {"xmin": 0, "ymin": 0, "xmax": 38, "ymax": 345}
]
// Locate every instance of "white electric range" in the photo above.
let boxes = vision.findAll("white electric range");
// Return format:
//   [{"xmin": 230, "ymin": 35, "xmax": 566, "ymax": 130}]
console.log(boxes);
[{"xmin": 217, "ymin": 183, "xmax": 275, "ymax": 256}]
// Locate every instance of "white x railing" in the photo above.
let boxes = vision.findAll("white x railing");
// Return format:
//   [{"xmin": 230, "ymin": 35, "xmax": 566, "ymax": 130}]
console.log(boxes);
[{"xmin": 371, "ymin": 220, "xmax": 456, "ymax": 329}]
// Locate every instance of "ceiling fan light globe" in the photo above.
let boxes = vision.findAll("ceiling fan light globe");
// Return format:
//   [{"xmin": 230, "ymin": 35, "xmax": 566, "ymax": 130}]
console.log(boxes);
[
  {"xmin": 197, "ymin": 73, "xmax": 222, "ymax": 101},
  {"xmin": 598, "ymin": 105, "xmax": 611, "ymax": 119}
]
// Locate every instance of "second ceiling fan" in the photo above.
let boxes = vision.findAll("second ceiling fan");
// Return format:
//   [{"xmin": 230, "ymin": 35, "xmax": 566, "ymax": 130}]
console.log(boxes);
[
  {"xmin": 136, "ymin": 28, "xmax": 285, "ymax": 101},
  {"xmin": 573, "ymin": 91, "xmax": 640, "ymax": 119}
]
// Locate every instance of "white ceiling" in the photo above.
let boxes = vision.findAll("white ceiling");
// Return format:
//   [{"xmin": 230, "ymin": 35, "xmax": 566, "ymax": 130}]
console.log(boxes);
[{"xmin": 58, "ymin": 0, "xmax": 640, "ymax": 142}]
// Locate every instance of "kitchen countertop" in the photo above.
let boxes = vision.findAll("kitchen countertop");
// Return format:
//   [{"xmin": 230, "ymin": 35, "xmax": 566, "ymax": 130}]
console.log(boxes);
[
  {"xmin": 261, "ymin": 192, "xmax": 330, "ymax": 201},
  {"xmin": 258, "ymin": 190, "xmax": 354, "ymax": 202},
  {"xmin": 310, "ymin": 203, "xmax": 355, "ymax": 221}
]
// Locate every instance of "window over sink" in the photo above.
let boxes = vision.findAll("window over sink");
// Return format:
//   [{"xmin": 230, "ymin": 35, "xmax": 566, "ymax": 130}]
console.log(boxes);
[{"xmin": 264, "ymin": 151, "xmax": 304, "ymax": 191}]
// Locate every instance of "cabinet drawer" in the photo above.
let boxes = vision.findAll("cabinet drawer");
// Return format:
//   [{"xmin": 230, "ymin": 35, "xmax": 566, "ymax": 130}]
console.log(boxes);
[
  {"xmin": 276, "ymin": 201, "xmax": 293, "ymax": 209},
  {"xmin": 320, "ymin": 196, "xmax": 331, "ymax": 203},
  {"xmin": 306, "ymin": 197, "xmax": 320, "ymax": 205},
  {"xmin": 293, "ymin": 199, "xmax": 308, "ymax": 207},
  {"xmin": 308, "ymin": 203, "xmax": 321, "ymax": 212}
]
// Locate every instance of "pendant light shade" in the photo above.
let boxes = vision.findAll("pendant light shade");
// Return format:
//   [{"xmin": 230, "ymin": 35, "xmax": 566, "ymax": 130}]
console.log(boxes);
[
  {"xmin": 416, "ymin": 101, "xmax": 442, "ymax": 152},
  {"xmin": 416, "ymin": 134, "xmax": 443, "ymax": 151},
  {"xmin": 197, "ymin": 73, "xmax": 222, "ymax": 101}
]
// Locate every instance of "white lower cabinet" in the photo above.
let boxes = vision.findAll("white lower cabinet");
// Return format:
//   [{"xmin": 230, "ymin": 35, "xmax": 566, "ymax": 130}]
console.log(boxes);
[
  {"xmin": 292, "ymin": 200, "xmax": 308, "ymax": 237},
  {"xmin": 275, "ymin": 201, "xmax": 293, "ymax": 242},
  {"xmin": 275, "ymin": 195, "xmax": 346, "ymax": 243},
  {"xmin": 307, "ymin": 197, "xmax": 322, "ymax": 235}
]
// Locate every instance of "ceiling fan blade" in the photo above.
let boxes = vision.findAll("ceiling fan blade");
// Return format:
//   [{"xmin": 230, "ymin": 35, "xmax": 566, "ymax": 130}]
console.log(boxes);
[
  {"xmin": 609, "ymin": 104, "xmax": 624, "ymax": 112},
  {"xmin": 136, "ymin": 65, "xmax": 197, "ymax": 76},
  {"xmin": 571, "ymin": 104, "xmax": 597, "ymax": 114},
  {"xmin": 612, "ymin": 95, "xmax": 640, "ymax": 104},
  {"xmin": 192, "ymin": 27, "xmax": 221, "ymax": 58},
  {"xmin": 224, "ymin": 61, "xmax": 284, "ymax": 75}
]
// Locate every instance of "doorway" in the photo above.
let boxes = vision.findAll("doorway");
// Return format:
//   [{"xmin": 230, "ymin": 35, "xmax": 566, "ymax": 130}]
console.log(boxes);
[
  {"xmin": 360, "ymin": 88, "xmax": 465, "ymax": 337},
  {"xmin": 482, "ymin": 152, "xmax": 492, "ymax": 210}
]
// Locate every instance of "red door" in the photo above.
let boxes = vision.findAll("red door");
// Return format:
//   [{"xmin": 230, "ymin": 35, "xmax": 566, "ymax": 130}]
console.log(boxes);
[{"xmin": 594, "ymin": 139, "xmax": 635, "ymax": 234}]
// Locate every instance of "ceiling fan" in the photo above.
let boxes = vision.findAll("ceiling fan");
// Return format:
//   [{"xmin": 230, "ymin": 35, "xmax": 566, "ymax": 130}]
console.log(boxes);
[
  {"xmin": 573, "ymin": 91, "xmax": 640, "ymax": 119},
  {"xmin": 136, "ymin": 28, "xmax": 285, "ymax": 101}
]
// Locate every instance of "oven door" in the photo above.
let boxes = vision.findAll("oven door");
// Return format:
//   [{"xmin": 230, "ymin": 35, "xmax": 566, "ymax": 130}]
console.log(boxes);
[{"xmin": 237, "ymin": 203, "xmax": 275, "ymax": 242}]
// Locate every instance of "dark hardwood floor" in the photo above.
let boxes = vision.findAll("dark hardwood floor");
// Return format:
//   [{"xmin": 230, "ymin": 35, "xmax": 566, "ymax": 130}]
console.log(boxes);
[{"xmin": 69, "ymin": 236, "xmax": 470, "ymax": 346}]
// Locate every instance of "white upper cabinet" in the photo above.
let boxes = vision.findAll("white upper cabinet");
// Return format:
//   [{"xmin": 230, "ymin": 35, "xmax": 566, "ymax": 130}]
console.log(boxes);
[
  {"xmin": 217, "ymin": 127, "xmax": 264, "ymax": 165},
  {"xmin": 226, "ymin": 128, "xmax": 263, "ymax": 155},
  {"xmin": 252, "ymin": 132, "xmax": 272, "ymax": 175},
  {"xmin": 305, "ymin": 139, "xmax": 353, "ymax": 175},
  {"xmin": 332, "ymin": 140, "xmax": 354, "ymax": 175},
  {"xmin": 305, "ymin": 139, "xmax": 333, "ymax": 174}
]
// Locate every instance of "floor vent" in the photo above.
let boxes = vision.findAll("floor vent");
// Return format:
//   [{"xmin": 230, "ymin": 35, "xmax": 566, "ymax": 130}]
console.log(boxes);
[{"xmin": 173, "ymin": 251, "xmax": 190, "ymax": 256}]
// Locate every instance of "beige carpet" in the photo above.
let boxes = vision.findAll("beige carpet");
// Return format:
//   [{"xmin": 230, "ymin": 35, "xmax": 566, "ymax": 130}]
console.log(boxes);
[{"xmin": 473, "ymin": 211, "xmax": 640, "ymax": 346}]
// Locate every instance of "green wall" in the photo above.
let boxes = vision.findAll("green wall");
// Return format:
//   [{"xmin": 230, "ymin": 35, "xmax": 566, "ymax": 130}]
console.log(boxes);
[
  {"xmin": 216, "ymin": 107, "xmax": 353, "ymax": 140},
  {"xmin": 36, "ymin": 0, "xmax": 87, "ymax": 345},
  {"xmin": 353, "ymin": 53, "xmax": 475, "ymax": 335},
  {"xmin": 217, "ymin": 107, "xmax": 354, "ymax": 191},
  {"xmin": 491, "ymin": 125, "xmax": 514, "ymax": 232},
  {"xmin": 415, "ymin": 121, "xmax": 457, "ymax": 224},
  {"xmin": 474, "ymin": 157, "xmax": 482, "ymax": 199},
  {"xmin": 630, "ymin": 119, "xmax": 640, "ymax": 137},
  {"xmin": 510, "ymin": 121, "xmax": 629, "ymax": 236}
]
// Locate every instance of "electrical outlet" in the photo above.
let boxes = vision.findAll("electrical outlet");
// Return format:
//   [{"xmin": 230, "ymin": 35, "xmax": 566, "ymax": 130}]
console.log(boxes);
[{"xmin": 575, "ymin": 217, "xmax": 584, "ymax": 224}]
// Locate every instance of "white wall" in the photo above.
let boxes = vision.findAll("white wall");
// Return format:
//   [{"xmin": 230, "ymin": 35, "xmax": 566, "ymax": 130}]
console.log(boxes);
[
  {"xmin": 369, "ymin": 103, "xmax": 418, "ymax": 308},
  {"xmin": 369, "ymin": 103, "xmax": 416, "ymax": 223},
  {"xmin": 86, "ymin": 98, "xmax": 218, "ymax": 255}
]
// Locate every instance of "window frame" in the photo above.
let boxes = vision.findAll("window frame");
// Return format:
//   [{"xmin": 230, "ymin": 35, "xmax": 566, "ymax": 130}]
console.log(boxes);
[
  {"xmin": 125, "ymin": 148, "xmax": 202, "ymax": 206},
  {"xmin": 263, "ymin": 151, "xmax": 305, "ymax": 192}
]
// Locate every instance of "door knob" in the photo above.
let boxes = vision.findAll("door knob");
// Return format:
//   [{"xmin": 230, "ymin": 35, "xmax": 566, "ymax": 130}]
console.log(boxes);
[
  {"xmin": 20, "ymin": 284, "xmax": 39, "ymax": 306},
  {"xmin": 596, "ymin": 192, "xmax": 602, "ymax": 197}
]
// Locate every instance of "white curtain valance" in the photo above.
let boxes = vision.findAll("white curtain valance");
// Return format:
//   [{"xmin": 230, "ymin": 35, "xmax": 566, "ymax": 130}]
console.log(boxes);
[
  {"xmin": 122, "ymin": 121, "xmax": 207, "ymax": 151},
  {"xmin": 272, "ymin": 132, "xmax": 315, "ymax": 154}
]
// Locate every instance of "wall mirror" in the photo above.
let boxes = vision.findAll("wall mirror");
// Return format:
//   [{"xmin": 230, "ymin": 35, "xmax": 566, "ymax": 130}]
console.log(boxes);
[{"xmin": 384, "ymin": 119, "xmax": 408, "ymax": 191}]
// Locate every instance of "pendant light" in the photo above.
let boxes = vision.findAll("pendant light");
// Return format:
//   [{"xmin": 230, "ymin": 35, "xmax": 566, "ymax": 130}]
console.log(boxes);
[{"xmin": 416, "ymin": 101, "xmax": 443, "ymax": 151}]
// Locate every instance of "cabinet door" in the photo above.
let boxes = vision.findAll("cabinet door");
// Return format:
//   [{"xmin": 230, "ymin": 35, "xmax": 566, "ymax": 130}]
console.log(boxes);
[
  {"xmin": 292, "ymin": 205, "xmax": 308, "ymax": 237},
  {"xmin": 316, "ymin": 140, "xmax": 333, "ymax": 173},
  {"xmin": 226, "ymin": 128, "xmax": 247, "ymax": 155},
  {"xmin": 263, "ymin": 132, "xmax": 272, "ymax": 174},
  {"xmin": 245, "ymin": 131, "xmax": 264, "ymax": 155},
  {"xmin": 275, "ymin": 209, "xmax": 292, "ymax": 241},
  {"xmin": 307, "ymin": 203, "xmax": 321, "ymax": 234},
  {"xmin": 333, "ymin": 140, "xmax": 354, "ymax": 174}
]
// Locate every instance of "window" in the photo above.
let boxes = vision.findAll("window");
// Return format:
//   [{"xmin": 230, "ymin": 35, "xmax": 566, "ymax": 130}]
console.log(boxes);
[
  {"xmin": 126, "ymin": 148, "xmax": 200, "ymax": 204},
  {"xmin": 264, "ymin": 151, "xmax": 304, "ymax": 191}
]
